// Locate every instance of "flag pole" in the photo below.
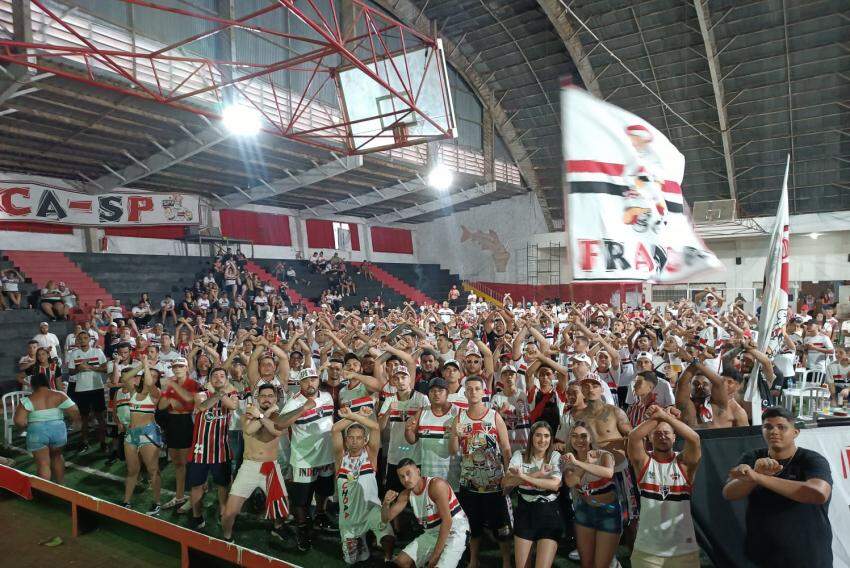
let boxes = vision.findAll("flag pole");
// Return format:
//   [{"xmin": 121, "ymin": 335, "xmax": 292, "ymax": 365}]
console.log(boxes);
[{"xmin": 746, "ymin": 155, "xmax": 791, "ymax": 425}]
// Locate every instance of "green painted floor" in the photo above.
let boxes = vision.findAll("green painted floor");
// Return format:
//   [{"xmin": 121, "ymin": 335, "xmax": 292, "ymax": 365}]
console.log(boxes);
[{"xmin": 1, "ymin": 433, "xmax": 712, "ymax": 567}]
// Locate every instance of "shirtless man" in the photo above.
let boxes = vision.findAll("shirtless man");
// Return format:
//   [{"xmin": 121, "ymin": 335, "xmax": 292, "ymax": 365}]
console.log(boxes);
[
  {"xmin": 572, "ymin": 377, "xmax": 632, "ymax": 460},
  {"xmin": 220, "ymin": 384, "xmax": 315, "ymax": 542},
  {"xmin": 674, "ymin": 349, "xmax": 731, "ymax": 429}
]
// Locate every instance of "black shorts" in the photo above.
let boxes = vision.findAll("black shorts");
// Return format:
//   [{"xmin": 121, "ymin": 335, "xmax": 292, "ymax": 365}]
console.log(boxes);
[
  {"xmin": 74, "ymin": 389, "xmax": 106, "ymax": 415},
  {"xmin": 458, "ymin": 488, "xmax": 513, "ymax": 540},
  {"xmin": 384, "ymin": 463, "xmax": 405, "ymax": 493},
  {"xmin": 287, "ymin": 476, "xmax": 334, "ymax": 508},
  {"xmin": 513, "ymin": 498, "xmax": 563, "ymax": 542},
  {"xmin": 165, "ymin": 413, "xmax": 195, "ymax": 450},
  {"xmin": 186, "ymin": 461, "xmax": 230, "ymax": 488}
]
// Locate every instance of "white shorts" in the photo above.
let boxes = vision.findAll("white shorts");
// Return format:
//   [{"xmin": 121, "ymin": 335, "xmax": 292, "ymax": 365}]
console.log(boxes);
[
  {"xmin": 400, "ymin": 519, "xmax": 469, "ymax": 568},
  {"xmin": 341, "ymin": 507, "xmax": 394, "ymax": 564},
  {"xmin": 292, "ymin": 462, "xmax": 333, "ymax": 483},
  {"xmin": 229, "ymin": 460, "xmax": 286, "ymax": 499}
]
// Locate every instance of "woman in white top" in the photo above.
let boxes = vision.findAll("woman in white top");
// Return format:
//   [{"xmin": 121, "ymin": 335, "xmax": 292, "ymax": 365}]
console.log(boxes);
[
  {"xmin": 1, "ymin": 268, "xmax": 23, "ymax": 308},
  {"xmin": 503, "ymin": 421, "xmax": 563, "ymax": 568}
]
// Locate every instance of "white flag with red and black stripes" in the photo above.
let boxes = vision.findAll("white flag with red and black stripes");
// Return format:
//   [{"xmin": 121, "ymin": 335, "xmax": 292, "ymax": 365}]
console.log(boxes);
[{"xmin": 562, "ymin": 84, "xmax": 722, "ymax": 282}]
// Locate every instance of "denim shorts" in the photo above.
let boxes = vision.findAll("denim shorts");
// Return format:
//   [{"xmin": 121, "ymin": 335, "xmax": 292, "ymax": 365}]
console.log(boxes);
[
  {"xmin": 126, "ymin": 422, "xmax": 163, "ymax": 448},
  {"xmin": 573, "ymin": 496, "xmax": 623, "ymax": 534},
  {"xmin": 26, "ymin": 420, "xmax": 67, "ymax": 451}
]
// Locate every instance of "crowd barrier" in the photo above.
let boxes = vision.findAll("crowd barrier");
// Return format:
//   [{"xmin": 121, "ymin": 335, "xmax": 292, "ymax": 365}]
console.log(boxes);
[{"xmin": 0, "ymin": 464, "xmax": 298, "ymax": 568}]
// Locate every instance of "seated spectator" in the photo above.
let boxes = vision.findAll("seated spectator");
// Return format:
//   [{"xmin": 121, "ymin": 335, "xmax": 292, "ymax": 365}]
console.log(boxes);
[
  {"xmin": 58, "ymin": 281, "xmax": 77, "ymax": 310},
  {"xmin": 160, "ymin": 294, "xmax": 177, "ymax": 325},
  {"xmin": 2, "ymin": 267, "xmax": 23, "ymax": 308},
  {"xmin": 106, "ymin": 299, "xmax": 126, "ymax": 326},
  {"xmin": 40, "ymin": 280, "xmax": 67, "ymax": 320},
  {"xmin": 285, "ymin": 265, "xmax": 297, "ymax": 284},
  {"xmin": 132, "ymin": 294, "xmax": 153, "ymax": 328}
]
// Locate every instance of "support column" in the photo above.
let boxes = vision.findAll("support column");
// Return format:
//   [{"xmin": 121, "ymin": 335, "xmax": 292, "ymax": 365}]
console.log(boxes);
[{"xmin": 482, "ymin": 108, "xmax": 495, "ymax": 182}]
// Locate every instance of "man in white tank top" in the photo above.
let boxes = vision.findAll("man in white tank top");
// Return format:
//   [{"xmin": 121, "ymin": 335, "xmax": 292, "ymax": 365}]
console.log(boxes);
[
  {"xmin": 331, "ymin": 406, "xmax": 394, "ymax": 565},
  {"xmin": 626, "ymin": 405, "xmax": 701, "ymax": 567},
  {"xmin": 381, "ymin": 459, "xmax": 469, "ymax": 568}
]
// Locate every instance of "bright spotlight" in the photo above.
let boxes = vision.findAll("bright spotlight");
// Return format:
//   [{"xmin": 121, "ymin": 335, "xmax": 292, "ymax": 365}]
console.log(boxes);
[
  {"xmin": 222, "ymin": 104, "xmax": 261, "ymax": 136},
  {"xmin": 809, "ymin": 232, "xmax": 821, "ymax": 240},
  {"xmin": 427, "ymin": 163, "xmax": 453, "ymax": 191}
]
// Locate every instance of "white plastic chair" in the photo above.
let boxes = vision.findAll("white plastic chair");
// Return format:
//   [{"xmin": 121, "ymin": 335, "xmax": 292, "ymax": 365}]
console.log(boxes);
[{"xmin": 2, "ymin": 390, "xmax": 26, "ymax": 447}]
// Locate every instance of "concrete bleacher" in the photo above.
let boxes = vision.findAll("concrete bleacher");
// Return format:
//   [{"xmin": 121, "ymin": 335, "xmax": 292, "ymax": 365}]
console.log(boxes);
[
  {"xmin": 253, "ymin": 259, "xmax": 409, "ymax": 310},
  {"xmin": 0, "ymin": 254, "xmax": 74, "ymax": 392},
  {"xmin": 378, "ymin": 262, "xmax": 464, "ymax": 308},
  {"xmin": 67, "ymin": 253, "xmax": 212, "ymax": 310}
]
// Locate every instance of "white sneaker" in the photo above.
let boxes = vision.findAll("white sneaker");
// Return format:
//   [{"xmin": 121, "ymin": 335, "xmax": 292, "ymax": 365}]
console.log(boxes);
[
  {"xmin": 568, "ymin": 550, "xmax": 580, "ymax": 561},
  {"xmin": 161, "ymin": 497, "xmax": 187, "ymax": 510},
  {"xmin": 178, "ymin": 499, "xmax": 193, "ymax": 514},
  {"xmin": 610, "ymin": 559, "xmax": 621, "ymax": 568}
]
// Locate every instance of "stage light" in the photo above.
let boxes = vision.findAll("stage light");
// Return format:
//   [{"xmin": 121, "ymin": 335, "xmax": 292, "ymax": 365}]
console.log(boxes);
[
  {"xmin": 222, "ymin": 104, "xmax": 261, "ymax": 136},
  {"xmin": 427, "ymin": 163, "xmax": 453, "ymax": 191},
  {"xmin": 809, "ymin": 232, "xmax": 821, "ymax": 240}
]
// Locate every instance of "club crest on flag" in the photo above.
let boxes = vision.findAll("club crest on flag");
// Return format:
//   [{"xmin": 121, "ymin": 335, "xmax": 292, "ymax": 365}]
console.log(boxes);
[{"xmin": 561, "ymin": 85, "xmax": 722, "ymax": 283}]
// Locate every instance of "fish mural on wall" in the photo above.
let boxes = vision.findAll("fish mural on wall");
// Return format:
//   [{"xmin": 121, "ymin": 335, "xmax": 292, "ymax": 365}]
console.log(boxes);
[{"xmin": 460, "ymin": 225, "xmax": 510, "ymax": 272}]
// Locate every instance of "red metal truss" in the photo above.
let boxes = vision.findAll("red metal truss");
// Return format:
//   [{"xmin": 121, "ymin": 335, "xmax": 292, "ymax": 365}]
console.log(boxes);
[{"xmin": 0, "ymin": 0, "xmax": 456, "ymax": 155}]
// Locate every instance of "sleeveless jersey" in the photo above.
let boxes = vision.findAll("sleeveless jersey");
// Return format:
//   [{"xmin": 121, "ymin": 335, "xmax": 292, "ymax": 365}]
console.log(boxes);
[
  {"xmin": 635, "ymin": 452, "xmax": 698, "ymax": 557},
  {"xmin": 458, "ymin": 408, "xmax": 505, "ymax": 493},
  {"xmin": 416, "ymin": 405, "xmax": 460, "ymax": 487},
  {"xmin": 410, "ymin": 477, "xmax": 467, "ymax": 533},
  {"xmin": 336, "ymin": 451, "xmax": 379, "ymax": 531},
  {"xmin": 189, "ymin": 392, "xmax": 235, "ymax": 464},
  {"xmin": 339, "ymin": 381, "xmax": 375, "ymax": 414},
  {"xmin": 380, "ymin": 390, "xmax": 427, "ymax": 464},
  {"xmin": 114, "ymin": 389, "xmax": 131, "ymax": 425}
]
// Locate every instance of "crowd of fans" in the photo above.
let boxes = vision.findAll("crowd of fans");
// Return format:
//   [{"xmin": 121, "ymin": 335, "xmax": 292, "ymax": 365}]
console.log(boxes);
[{"xmin": 9, "ymin": 266, "xmax": 842, "ymax": 567}]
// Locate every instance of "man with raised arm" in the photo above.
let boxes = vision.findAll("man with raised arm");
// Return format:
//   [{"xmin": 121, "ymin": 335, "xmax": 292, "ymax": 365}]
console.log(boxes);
[
  {"xmin": 221, "ymin": 383, "xmax": 314, "ymax": 542},
  {"xmin": 332, "ymin": 405, "xmax": 395, "ymax": 565},
  {"xmin": 628, "ymin": 405, "xmax": 701, "ymax": 567}
]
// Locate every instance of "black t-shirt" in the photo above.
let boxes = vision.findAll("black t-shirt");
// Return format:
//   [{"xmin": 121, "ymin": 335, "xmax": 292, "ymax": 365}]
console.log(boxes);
[{"xmin": 738, "ymin": 447, "xmax": 833, "ymax": 568}]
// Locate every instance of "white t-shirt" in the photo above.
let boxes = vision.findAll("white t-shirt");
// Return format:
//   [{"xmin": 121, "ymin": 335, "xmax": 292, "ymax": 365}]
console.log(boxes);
[
  {"xmin": 508, "ymin": 450, "xmax": 562, "ymax": 503},
  {"xmin": 161, "ymin": 298, "xmax": 175, "ymax": 309},
  {"xmin": 804, "ymin": 334, "xmax": 834, "ymax": 371},
  {"xmin": 282, "ymin": 391, "xmax": 335, "ymax": 468},
  {"xmin": 68, "ymin": 347, "xmax": 107, "ymax": 392},
  {"xmin": 106, "ymin": 305, "xmax": 124, "ymax": 319},
  {"xmin": 438, "ymin": 308, "xmax": 454, "ymax": 324},
  {"xmin": 33, "ymin": 332, "xmax": 61, "ymax": 359}
]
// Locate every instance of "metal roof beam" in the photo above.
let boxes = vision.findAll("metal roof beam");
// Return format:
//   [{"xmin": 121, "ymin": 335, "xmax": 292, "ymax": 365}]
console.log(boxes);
[
  {"xmin": 0, "ymin": 0, "xmax": 34, "ymax": 108},
  {"xmin": 371, "ymin": 181, "xmax": 497, "ymax": 224},
  {"xmin": 219, "ymin": 155, "xmax": 363, "ymax": 208},
  {"xmin": 694, "ymin": 0, "xmax": 737, "ymax": 202},
  {"xmin": 371, "ymin": 0, "xmax": 552, "ymax": 228},
  {"xmin": 537, "ymin": 0, "xmax": 601, "ymax": 97},
  {"xmin": 308, "ymin": 176, "xmax": 428, "ymax": 217},
  {"xmin": 82, "ymin": 124, "xmax": 231, "ymax": 193}
]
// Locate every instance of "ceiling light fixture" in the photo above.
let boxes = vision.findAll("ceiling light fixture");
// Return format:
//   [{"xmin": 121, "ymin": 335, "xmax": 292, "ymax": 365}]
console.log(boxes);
[
  {"xmin": 221, "ymin": 104, "xmax": 261, "ymax": 136},
  {"xmin": 427, "ymin": 162, "xmax": 453, "ymax": 191}
]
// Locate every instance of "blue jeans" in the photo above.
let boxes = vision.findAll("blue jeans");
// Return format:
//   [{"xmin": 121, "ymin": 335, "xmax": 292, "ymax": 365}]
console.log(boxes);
[
  {"xmin": 573, "ymin": 496, "xmax": 623, "ymax": 534},
  {"xmin": 27, "ymin": 420, "xmax": 67, "ymax": 451}
]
